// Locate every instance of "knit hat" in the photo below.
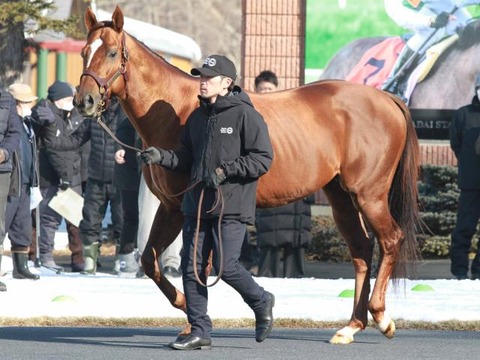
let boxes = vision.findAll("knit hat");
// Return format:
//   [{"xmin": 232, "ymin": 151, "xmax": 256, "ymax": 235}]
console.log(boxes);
[
  {"xmin": 191, "ymin": 55, "xmax": 237, "ymax": 80},
  {"xmin": 47, "ymin": 81, "xmax": 74, "ymax": 101},
  {"xmin": 8, "ymin": 83, "xmax": 38, "ymax": 102}
]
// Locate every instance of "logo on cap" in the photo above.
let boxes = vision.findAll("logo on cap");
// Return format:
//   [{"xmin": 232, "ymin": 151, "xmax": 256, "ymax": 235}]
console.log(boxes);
[{"xmin": 205, "ymin": 57, "xmax": 217, "ymax": 67}]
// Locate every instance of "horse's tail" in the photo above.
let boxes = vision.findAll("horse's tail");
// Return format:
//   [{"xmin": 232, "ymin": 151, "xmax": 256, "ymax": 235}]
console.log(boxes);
[{"xmin": 387, "ymin": 94, "xmax": 422, "ymax": 280}]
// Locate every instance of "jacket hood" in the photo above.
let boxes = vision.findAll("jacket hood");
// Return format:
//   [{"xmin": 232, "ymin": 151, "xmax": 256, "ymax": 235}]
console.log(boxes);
[{"xmin": 199, "ymin": 86, "xmax": 254, "ymax": 113}]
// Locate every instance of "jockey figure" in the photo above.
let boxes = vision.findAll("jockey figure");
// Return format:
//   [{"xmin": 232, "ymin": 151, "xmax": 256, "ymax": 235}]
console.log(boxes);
[{"xmin": 382, "ymin": 0, "xmax": 479, "ymax": 100}]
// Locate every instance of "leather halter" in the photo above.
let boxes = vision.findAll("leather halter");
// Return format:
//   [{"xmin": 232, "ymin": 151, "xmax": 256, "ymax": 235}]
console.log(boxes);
[{"xmin": 81, "ymin": 21, "xmax": 129, "ymax": 115}]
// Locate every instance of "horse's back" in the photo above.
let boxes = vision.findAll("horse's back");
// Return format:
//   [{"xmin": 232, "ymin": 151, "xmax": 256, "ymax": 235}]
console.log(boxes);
[{"xmin": 252, "ymin": 81, "xmax": 409, "ymax": 207}]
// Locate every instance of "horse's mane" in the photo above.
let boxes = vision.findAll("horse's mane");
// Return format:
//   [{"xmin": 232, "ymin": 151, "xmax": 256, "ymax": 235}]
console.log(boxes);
[{"xmin": 89, "ymin": 21, "xmax": 189, "ymax": 77}]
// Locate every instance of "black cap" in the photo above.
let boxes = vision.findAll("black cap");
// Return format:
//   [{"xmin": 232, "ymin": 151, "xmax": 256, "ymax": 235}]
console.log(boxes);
[
  {"xmin": 47, "ymin": 81, "xmax": 74, "ymax": 101},
  {"xmin": 191, "ymin": 55, "xmax": 237, "ymax": 80},
  {"xmin": 475, "ymin": 74, "xmax": 480, "ymax": 90}
]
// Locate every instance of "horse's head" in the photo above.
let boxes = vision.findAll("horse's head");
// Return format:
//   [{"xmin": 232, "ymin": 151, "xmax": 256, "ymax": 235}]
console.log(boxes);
[{"xmin": 75, "ymin": 6, "xmax": 129, "ymax": 117}]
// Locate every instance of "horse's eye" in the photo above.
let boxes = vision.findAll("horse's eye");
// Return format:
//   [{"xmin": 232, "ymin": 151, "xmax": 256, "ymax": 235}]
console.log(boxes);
[{"xmin": 108, "ymin": 50, "xmax": 117, "ymax": 58}]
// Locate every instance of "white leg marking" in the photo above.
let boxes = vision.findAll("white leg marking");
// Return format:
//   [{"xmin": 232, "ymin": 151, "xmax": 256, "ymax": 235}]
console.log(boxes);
[{"xmin": 377, "ymin": 314, "xmax": 392, "ymax": 333}]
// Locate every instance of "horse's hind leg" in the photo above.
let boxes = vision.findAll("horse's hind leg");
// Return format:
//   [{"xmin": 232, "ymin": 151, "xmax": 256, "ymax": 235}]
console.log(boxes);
[
  {"xmin": 355, "ymin": 192, "xmax": 403, "ymax": 340},
  {"xmin": 323, "ymin": 180, "xmax": 374, "ymax": 345},
  {"xmin": 141, "ymin": 205, "xmax": 186, "ymax": 312}
]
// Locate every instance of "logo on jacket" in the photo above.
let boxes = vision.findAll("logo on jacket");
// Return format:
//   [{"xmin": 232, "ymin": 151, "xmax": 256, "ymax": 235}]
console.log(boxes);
[{"xmin": 220, "ymin": 127, "xmax": 233, "ymax": 134}]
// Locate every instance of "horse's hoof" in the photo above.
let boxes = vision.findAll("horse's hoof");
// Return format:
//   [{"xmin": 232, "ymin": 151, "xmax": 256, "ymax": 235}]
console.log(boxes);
[
  {"xmin": 376, "ymin": 316, "xmax": 395, "ymax": 339},
  {"xmin": 329, "ymin": 327, "xmax": 357, "ymax": 344},
  {"xmin": 380, "ymin": 319, "xmax": 396, "ymax": 339},
  {"xmin": 329, "ymin": 332, "xmax": 354, "ymax": 345}
]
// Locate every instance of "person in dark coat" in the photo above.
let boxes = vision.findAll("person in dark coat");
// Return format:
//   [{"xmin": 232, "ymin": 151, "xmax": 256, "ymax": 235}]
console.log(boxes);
[
  {"xmin": 255, "ymin": 194, "xmax": 315, "ymax": 278},
  {"xmin": 113, "ymin": 116, "xmax": 141, "ymax": 277},
  {"xmin": 0, "ymin": 87, "xmax": 22, "ymax": 291},
  {"xmin": 5, "ymin": 83, "xmax": 40, "ymax": 281},
  {"xmin": 449, "ymin": 73, "xmax": 480, "ymax": 280},
  {"xmin": 42, "ymin": 97, "xmax": 126, "ymax": 274},
  {"xmin": 31, "ymin": 81, "xmax": 86, "ymax": 272},
  {"xmin": 139, "ymin": 55, "xmax": 275, "ymax": 350}
]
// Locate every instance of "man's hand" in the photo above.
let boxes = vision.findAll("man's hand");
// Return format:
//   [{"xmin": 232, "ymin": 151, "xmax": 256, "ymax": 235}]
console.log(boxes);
[
  {"xmin": 115, "ymin": 149, "xmax": 126, "ymax": 164},
  {"xmin": 0, "ymin": 149, "xmax": 5, "ymax": 164},
  {"xmin": 59, "ymin": 179, "xmax": 71, "ymax": 191},
  {"xmin": 430, "ymin": 12, "xmax": 450, "ymax": 29},
  {"xmin": 32, "ymin": 106, "xmax": 56, "ymax": 125},
  {"xmin": 204, "ymin": 167, "xmax": 226, "ymax": 188},
  {"xmin": 139, "ymin": 147, "xmax": 165, "ymax": 165}
]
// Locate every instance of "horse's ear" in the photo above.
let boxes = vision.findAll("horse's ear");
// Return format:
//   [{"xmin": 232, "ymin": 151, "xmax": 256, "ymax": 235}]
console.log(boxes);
[
  {"xmin": 84, "ymin": 7, "xmax": 97, "ymax": 32},
  {"xmin": 111, "ymin": 5, "xmax": 124, "ymax": 33}
]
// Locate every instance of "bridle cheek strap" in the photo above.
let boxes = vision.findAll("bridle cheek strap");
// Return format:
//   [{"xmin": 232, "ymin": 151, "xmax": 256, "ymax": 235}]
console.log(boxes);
[{"xmin": 81, "ymin": 29, "xmax": 129, "ymax": 114}]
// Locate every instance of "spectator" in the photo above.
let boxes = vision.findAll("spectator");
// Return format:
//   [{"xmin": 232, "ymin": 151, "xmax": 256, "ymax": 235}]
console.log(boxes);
[
  {"xmin": 255, "ymin": 195, "xmax": 315, "ymax": 278},
  {"xmin": 239, "ymin": 70, "xmax": 280, "ymax": 275},
  {"xmin": 0, "ymin": 87, "xmax": 22, "ymax": 291},
  {"xmin": 113, "ymin": 116, "xmax": 141, "ymax": 277},
  {"xmin": 5, "ymin": 84, "xmax": 40, "ymax": 280},
  {"xmin": 137, "ymin": 174, "xmax": 183, "ymax": 278},
  {"xmin": 31, "ymin": 81, "xmax": 86, "ymax": 272},
  {"xmin": 43, "ymin": 97, "xmax": 125, "ymax": 274},
  {"xmin": 140, "ymin": 54, "xmax": 275, "ymax": 349},
  {"xmin": 449, "ymin": 73, "xmax": 480, "ymax": 280},
  {"xmin": 254, "ymin": 70, "xmax": 279, "ymax": 93},
  {"xmin": 381, "ymin": 0, "xmax": 479, "ymax": 100}
]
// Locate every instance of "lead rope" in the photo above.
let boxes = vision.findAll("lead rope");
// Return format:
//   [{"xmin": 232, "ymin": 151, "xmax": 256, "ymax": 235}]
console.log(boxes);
[
  {"xmin": 96, "ymin": 114, "xmax": 225, "ymax": 286},
  {"xmin": 193, "ymin": 188, "xmax": 225, "ymax": 287}
]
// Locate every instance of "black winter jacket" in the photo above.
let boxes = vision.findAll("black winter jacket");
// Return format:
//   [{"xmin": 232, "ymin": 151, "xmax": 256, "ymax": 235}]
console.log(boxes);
[
  {"xmin": 160, "ymin": 86, "xmax": 273, "ymax": 224},
  {"xmin": 450, "ymin": 95, "xmax": 480, "ymax": 190},
  {"xmin": 255, "ymin": 195, "xmax": 315, "ymax": 248},
  {"xmin": 0, "ymin": 90, "xmax": 21, "ymax": 174},
  {"xmin": 113, "ymin": 116, "xmax": 141, "ymax": 192},
  {"xmin": 42, "ymin": 99, "xmax": 127, "ymax": 183},
  {"xmin": 32, "ymin": 99, "xmax": 85, "ymax": 188}
]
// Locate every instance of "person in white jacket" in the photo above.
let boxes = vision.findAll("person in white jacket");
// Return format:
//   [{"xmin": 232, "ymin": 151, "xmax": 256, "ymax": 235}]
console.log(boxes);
[{"xmin": 382, "ymin": 0, "xmax": 479, "ymax": 99}]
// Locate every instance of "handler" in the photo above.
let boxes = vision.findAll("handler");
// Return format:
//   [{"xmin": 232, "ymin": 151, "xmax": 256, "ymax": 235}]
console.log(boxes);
[{"xmin": 140, "ymin": 54, "xmax": 275, "ymax": 350}]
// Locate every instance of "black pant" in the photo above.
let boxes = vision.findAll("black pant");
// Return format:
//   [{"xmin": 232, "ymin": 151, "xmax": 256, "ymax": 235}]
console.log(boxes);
[
  {"xmin": 118, "ymin": 189, "xmax": 138, "ymax": 254},
  {"xmin": 450, "ymin": 189, "xmax": 480, "ymax": 277},
  {"xmin": 258, "ymin": 246, "xmax": 305, "ymax": 278},
  {"xmin": 5, "ymin": 184, "xmax": 31, "ymax": 249},
  {"xmin": 79, "ymin": 179, "xmax": 123, "ymax": 246},
  {"xmin": 181, "ymin": 216, "xmax": 268, "ymax": 338}
]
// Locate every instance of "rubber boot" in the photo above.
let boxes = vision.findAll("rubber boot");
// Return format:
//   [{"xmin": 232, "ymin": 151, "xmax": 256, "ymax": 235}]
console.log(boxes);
[
  {"xmin": 12, "ymin": 250, "xmax": 40, "ymax": 280},
  {"xmin": 81, "ymin": 242, "xmax": 100, "ymax": 275},
  {"xmin": 0, "ymin": 248, "xmax": 6, "ymax": 292},
  {"xmin": 381, "ymin": 45, "xmax": 416, "ymax": 99},
  {"xmin": 118, "ymin": 251, "xmax": 139, "ymax": 278}
]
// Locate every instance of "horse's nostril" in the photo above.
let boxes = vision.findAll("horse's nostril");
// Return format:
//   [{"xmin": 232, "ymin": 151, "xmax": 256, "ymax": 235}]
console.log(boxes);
[{"xmin": 85, "ymin": 94, "xmax": 94, "ymax": 108}]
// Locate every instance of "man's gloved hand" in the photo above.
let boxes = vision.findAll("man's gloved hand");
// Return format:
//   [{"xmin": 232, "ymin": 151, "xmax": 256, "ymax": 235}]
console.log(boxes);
[
  {"xmin": 59, "ymin": 179, "xmax": 71, "ymax": 191},
  {"xmin": 204, "ymin": 167, "xmax": 226, "ymax": 188},
  {"xmin": 139, "ymin": 147, "xmax": 165, "ymax": 165},
  {"xmin": 32, "ymin": 106, "xmax": 56, "ymax": 125},
  {"xmin": 430, "ymin": 11, "xmax": 450, "ymax": 29}
]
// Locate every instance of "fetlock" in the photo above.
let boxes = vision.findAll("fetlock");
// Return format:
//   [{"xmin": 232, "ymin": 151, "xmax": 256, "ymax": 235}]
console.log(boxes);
[
  {"xmin": 12, "ymin": 249, "xmax": 40, "ymax": 280},
  {"xmin": 81, "ymin": 242, "xmax": 99, "ymax": 274}
]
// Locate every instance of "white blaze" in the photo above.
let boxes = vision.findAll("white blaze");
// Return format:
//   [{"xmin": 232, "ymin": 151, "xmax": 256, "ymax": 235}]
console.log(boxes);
[{"xmin": 87, "ymin": 38, "xmax": 103, "ymax": 68}]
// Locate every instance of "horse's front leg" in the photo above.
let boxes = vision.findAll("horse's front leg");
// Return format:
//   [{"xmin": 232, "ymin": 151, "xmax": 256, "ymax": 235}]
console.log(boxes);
[{"xmin": 141, "ymin": 205, "xmax": 186, "ymax": 312}]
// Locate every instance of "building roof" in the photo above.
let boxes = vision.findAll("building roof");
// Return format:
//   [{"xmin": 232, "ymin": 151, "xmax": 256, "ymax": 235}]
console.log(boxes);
[
  {"xmin": 31, "ymin": 1, "xmax": 202, "ymax": 61},
  {"xmin": 95, "ymin": 9, "xmax": 201, "ymax": 61}
]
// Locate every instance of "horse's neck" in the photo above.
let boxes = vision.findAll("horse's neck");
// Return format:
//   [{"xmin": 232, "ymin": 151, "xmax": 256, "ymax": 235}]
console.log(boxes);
[{"xmin": 120, "ymin": 35, "xmax": 199, "ymax": 146}]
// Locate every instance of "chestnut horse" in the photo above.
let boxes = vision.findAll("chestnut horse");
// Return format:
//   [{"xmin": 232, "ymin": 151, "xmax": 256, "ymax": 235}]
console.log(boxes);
[{"xmin": 75, "ymin": 6, "xmax": 421, "ymax": 345}]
